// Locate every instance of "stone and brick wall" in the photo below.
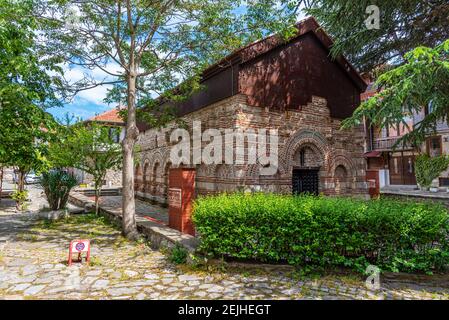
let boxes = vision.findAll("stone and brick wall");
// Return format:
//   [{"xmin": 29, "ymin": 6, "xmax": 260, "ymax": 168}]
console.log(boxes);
[
  {"xmin": 73, "ymin": 168, "xmax": 122, "ymax": 187},
  {"xmin": 134, "ymin": 94, "xmax": 368, "ymax": 205}
]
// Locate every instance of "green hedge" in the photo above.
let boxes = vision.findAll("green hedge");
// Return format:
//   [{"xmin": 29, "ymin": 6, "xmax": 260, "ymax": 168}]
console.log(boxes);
[{"xmin": 192, "ymin": 193, "xmax": 449, "ymax": 273}]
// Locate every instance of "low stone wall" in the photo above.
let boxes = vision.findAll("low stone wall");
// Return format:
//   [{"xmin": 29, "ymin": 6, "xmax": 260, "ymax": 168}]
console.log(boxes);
[
  {"xmin": 381, "ymin": 191, "xmax": 449, "ymax": 208},
  {"xmin": 68, "ymin": 192, "xmax": 199, "ymax": 256},
  {"xmin": 135, "ymin": 191, "xmax": 167, "ymax": 207},
  {"xmin": 74, "ymin": 187, "xmax": 122, "ymax": 197}
]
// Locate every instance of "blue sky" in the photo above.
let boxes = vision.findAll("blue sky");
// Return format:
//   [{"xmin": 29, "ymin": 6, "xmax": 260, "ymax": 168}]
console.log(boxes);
[
  {"xmin": 49, "ymin": 96, "xmax": 114, "ymax": 122},
  {"xmin": 47, "ymin": 62, "xmax": 119, "ymax": 122}
]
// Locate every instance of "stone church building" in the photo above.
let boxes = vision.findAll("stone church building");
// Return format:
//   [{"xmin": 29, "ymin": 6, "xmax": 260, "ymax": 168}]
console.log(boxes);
[{"xmin": 134, "ymin": 17, "xmax": 369, "ymax": 205}]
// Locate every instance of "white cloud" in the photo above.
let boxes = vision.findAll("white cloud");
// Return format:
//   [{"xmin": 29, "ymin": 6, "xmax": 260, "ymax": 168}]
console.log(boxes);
[{"xmin": 77, "ymin": 84, "xmax": 111, "ymax": 106}]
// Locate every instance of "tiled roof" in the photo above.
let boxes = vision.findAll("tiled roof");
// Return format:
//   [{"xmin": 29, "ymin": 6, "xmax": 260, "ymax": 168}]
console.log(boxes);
[
  {"xmin": 88, "ymin": 107, "xmax": 124, "ymax": 124},
  {"xmin": 361, "ymin": 82, "xmax": 379, "ymax": 101}
]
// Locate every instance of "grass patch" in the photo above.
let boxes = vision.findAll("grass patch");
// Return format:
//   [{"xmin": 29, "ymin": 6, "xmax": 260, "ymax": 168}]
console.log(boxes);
[{"xmin": 88, "ymin": 256, "xmax": 103, "ymax": 267}]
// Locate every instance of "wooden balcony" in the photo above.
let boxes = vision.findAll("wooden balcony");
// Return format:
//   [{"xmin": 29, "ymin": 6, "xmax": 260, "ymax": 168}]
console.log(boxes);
[{"xmin": 372, "ymin": 137, "xmax": 414, "ymax": 151}]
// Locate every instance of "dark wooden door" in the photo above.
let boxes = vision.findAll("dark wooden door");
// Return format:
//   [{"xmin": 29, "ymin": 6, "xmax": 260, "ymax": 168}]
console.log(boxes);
[
  {"xmin": 389, "ymin": 155, "xmax": 416, "ymax": 185},
  {"xmin": 292, "ymin": 169, "xmax": 319, "ymax": 195}
]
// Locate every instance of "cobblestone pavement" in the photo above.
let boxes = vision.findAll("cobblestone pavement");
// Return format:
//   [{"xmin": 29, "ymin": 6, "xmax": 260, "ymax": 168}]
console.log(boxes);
[{"xmin": 1, "ymin": 188, "xmax": 449, "ymax": 300}]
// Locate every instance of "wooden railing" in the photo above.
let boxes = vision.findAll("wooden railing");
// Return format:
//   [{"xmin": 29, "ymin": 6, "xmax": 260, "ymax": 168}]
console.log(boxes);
[{"xmin": 372, "ymin": 137, "xmax": 413, "ymax": 151}]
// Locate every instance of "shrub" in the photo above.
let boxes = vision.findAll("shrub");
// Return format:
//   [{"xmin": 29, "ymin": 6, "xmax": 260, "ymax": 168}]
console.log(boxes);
[
  {"xmin": 169, "ymin": 244, "xmax": 188, "ymax": 264},
  {"xmin": 11, "ymin": 190, "xmax": 28, "ymax": 211},
  {"xmin": 40, "ymin": 169, "xmax": 78, "ymax": 210},
  {"xmin": 415, "ymin": 154, "xmax": 449, "ymax": 189},
  {"xmin": 193, "ymin": 193, "xmax": 449, "ymax": 274}
]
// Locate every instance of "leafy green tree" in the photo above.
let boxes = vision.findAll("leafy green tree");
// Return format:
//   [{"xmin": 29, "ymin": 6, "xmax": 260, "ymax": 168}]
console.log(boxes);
[
  {"xmin": 49, "ymin": 122, "xmax": 123, "ymax": 214},
  {"xmin": 342, "ymin": 40, "xmax": 449, "ymax": 146},
  {"xmin": 0, "ymin": 0, "xmax": 63, "ymax": 207},
  {"xmin": 303, "ymin": 0, "xmax": 449, "ymax": 71},
  {"xmin": 414, "ymin": 154, "xmax": 449, "ymax": 189},
  {"xmin": 0, "ymin": 102, "xmax": 58, "ymax": 195},
  {"xmin": 37, "ymin": 0, "xmax": 299, "ymax": 237},
  {"xmin": 0, "ymin": 0, "xmax": 62, "ymax": 109}
]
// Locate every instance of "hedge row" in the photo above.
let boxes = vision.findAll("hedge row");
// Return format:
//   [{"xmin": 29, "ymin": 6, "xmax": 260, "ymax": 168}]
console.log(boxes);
[{"xmin": 192, "ymin": 193, "xmax": 449, "ymax": 273}]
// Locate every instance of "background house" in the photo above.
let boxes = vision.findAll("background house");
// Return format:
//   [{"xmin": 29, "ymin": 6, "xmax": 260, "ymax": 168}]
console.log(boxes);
[
  {"xmin": 363, "ymin": 82, "xmax": 449, "ymax": 189},
  {"xmin": 70, "ymin": 107, "xmax": 125, "ymax": 187}
]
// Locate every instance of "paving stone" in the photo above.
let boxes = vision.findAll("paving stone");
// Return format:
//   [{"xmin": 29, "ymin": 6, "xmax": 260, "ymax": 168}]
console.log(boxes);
[
  {"xmin": 22, "ymin": 265, "xmax": 40, "ymax": 276},
  {"xmin": 92, "ymin": 279, "xmax": 110, "ymax": 289},
  {"xmin": 9, "ymin": 283, "xmax": 31, "ymax": 292},
  {"xmin": 107, "ymin": 287, "xmax": 139, "ymax": 296},
  {"xmin": 199, "ymin": 283, "xmax": 215, "ymax": 289},
  {"xmin": 24, "ymin": 285, "xmax": 46, "ymax": 295},
  {"xmin": 162, "ymin": 278, "xmax": 174, "ymax": 284},
  {"xmin": 124, "ymin": 270, "xmax": 139, "ymax": 278},
  {"xmin": 207, "ymin": 285, "xmax": 224, "ymax": 293},
  {"xmin": 136, "ymin": 293, "xmax": 146, "ymax": 300},
  {"xmin": 194, "ymin": 291, "xmax": 208, "ymax": 298},
  {"xmin": 148, "ymin": 292, "xmax": 160, "ymax": 299},
  {"xmin": 181, "ymin": 286, "xmax": 196, "ymax": 292},
  {"xmin": 8, "ymin": 275, "xmax": 36, "ymax": 284},
  {"xmin": 178, "ymin": 274, "xmax": 201, "ymax": 282}
]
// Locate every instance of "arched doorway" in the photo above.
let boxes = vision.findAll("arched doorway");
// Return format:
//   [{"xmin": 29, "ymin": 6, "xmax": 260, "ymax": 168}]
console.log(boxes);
[{"xmin": 291, "ymin": 144, "xmax": 324, "ymax": 195}]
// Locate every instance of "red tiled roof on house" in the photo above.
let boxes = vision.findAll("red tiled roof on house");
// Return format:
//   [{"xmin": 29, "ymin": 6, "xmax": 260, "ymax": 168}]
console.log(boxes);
[
  {"xmin": 361, "ymin": 82, "xmax": 379, "ymax": 101},
  {"xmin": 87, "ymin": 107, "xmax": 125, "ymax": 125}
]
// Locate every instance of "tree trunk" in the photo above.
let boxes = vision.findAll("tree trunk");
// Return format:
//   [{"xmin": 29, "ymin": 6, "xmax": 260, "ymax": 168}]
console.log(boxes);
[
  {"xmin": 16, "ymin": 169, "xmax": 26, "ymax": 210},
  {"xmin": 18, "ymin": 169, "xmax": 25, "ymax": 193},
  {"xmin": 94, "ymin": 180, "xmax": 102, "ymax": 215},
  {"xmin": 122, "ymin": 68, "xmax": 138, "ymax": 238},
  {"xmin": 0, "ymin": 166, "xmax": 3, "ymax": 202}
]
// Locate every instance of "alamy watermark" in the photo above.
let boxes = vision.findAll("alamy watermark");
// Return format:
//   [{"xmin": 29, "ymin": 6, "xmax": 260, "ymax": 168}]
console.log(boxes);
[
  {"xmin": 365, "ymin": 5, "xmax": 380, "ymax": 30},
  {"xmin": 168, "ymin": 121, "xmax": 278, "ymax": 175},
  {"xmin": 365, "ymin": 264, "xmax": 381, "ymax": 290}
]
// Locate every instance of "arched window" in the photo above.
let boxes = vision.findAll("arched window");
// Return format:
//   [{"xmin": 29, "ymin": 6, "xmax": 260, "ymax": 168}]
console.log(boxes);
[
  {"xmin": 163, "ymin": 161, "xmax": 172, "ymax": 198},
  {"xmin": 334, "ymin": 165, "xmax": 348, "ymax": 194},
  {"xmin": 134, "ymin": 163, "xmax": 142, "ymax": 191},
  {"xmin": 152, "ymin": 162, "xmax": 160, "ymax": 195},
  {"xmin": 143, "ymin": 162, "xmax": 150, "ymax": 193},
  {"xmin": 293, "ymin": 145, "xmax": 323, "ymax": 168}
]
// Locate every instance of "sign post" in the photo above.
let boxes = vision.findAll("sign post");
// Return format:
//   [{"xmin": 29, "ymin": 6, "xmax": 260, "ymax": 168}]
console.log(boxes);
[
  {"xmin": 168, "ymin": 168, "xmax": 196, "ymax": 236},
  {"xmin": 68, "ymin": 239, "xmax": 91, "ymax": 266}
]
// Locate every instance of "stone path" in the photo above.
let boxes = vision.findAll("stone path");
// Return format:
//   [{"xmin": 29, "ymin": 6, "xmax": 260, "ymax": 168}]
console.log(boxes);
[
  {"xmin": 1, "ymin": 188, "xmax": 449, "ymax": 300},
  {"xmin": 96, "ymin": 196, "xmax": 169, "ymax": 225}
]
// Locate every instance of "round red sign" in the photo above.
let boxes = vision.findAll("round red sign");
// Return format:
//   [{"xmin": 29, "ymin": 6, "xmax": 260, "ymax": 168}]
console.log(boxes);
[{"xmin": 75, "ymin": 242, "xmax": 85, "ymax": 251}]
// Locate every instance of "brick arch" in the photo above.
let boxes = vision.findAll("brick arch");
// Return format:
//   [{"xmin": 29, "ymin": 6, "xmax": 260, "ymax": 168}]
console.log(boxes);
[
  {"xmin": 142, "ymin": 159, "xmax": 151, "ymax": 193},
  {"xmin": 148, "ymin": 151, "xmax": 164, "ymax": 171},
  {"xmin": 244, "ymin": 164, "xmax": 260, "ymax": 179},
  {"xmin": 197, "ymin": 163, "xmax": 216, "ymax": 177},
  {"xmin": 328, "ymin": 154, "xmax": 356, "ymax": 176},
  {"xmin": 214, "ymin": 164, "xmax": 236, "ymax": 192},
  {"xmin": 329, "ymin": 154, "xmax": 357, "ymax": 194},
  {"xmin": 162, "ymin": 160, "xmax": 173, "ymax": 198},
  {"xmin": 279, "ymin": 129, "xmax": 330, "ymax": 174}
]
